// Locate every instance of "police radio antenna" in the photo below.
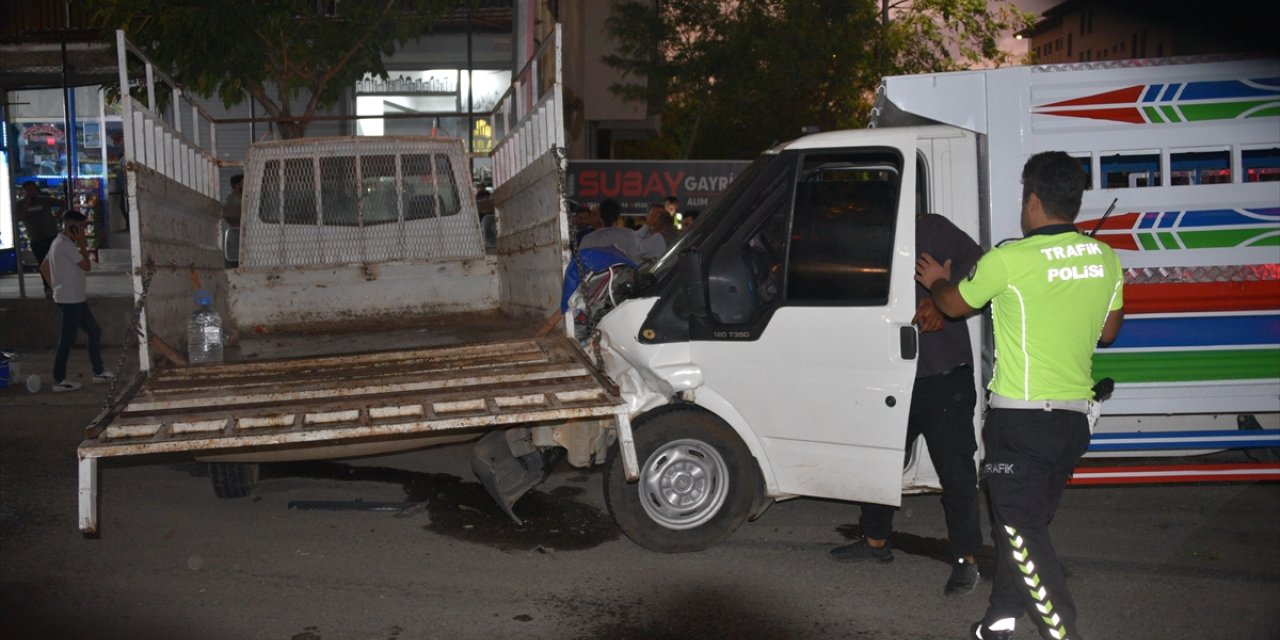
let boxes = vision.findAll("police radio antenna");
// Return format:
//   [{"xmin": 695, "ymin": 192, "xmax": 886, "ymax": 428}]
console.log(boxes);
[{"xmin": 1089, "ymin": 198, "xmax": 1119, "ymax": 238}]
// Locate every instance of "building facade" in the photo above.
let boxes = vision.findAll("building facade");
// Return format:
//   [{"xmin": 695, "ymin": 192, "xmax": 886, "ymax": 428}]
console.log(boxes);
[{"xmin": 1020, "ymin": 0, "xmax": 1275, "ymax": 65}]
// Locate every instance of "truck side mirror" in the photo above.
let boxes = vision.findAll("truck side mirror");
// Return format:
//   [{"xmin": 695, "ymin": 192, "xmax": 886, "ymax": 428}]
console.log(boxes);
[
  {"xmin": 707, "ymin": 247, "xmax": 755, "ymax": 325},
  {"xmin": 678, "ymin": 249, "xmax": 708, "ymax": 319},
  {"xmin": 223, "ymin": 225, "xmax": 240, "ymax": 266}
]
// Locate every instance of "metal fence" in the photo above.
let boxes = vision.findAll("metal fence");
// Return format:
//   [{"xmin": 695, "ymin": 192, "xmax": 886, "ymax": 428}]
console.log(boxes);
[{"xmin": 240, "ymin": 136, "xmax": 486, "ymax": 268}]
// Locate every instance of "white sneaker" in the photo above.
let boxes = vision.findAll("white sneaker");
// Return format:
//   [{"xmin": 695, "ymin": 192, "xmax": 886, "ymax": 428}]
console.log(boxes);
[
  {"xmin": 92, "ymin": 371, "xmax": 116, "ymax": 383},
  {"xmin": 52, "ymin": 380, "xmax": 82, "ymax": 392}
]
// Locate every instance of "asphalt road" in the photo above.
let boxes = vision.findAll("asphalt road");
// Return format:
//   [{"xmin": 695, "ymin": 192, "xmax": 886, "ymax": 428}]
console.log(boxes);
[{"xmin": 2, "ymin": 349, "xmax": 1278, "ymax": 640}]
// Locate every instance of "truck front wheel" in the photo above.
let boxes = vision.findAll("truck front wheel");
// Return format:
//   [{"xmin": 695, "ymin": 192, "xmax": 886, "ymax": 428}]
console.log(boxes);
[{"xmin": 604, "ymin": 407, "xmax": 759, "ymax": 553}]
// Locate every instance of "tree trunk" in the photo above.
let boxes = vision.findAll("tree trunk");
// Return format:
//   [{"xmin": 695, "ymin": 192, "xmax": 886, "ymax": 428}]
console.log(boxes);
[{"xmin": 278, "ymin": 119, "xmax": 308, "ymax": 139}]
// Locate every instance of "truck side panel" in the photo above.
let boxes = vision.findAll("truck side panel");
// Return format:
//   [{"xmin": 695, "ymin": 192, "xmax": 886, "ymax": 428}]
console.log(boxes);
[
  {"xmin": 131, "ymin": 164, "xmax": 228, "ymax": 352},
  {"xmin": 494, "ymin": 149, "xmax": 571, "ymax": 323}
]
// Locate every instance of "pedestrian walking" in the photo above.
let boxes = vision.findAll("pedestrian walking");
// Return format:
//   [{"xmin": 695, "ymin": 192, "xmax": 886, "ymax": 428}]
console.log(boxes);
[{"xmin": 40, "ymin": 210, "xmax": 116, "ymax": 392}]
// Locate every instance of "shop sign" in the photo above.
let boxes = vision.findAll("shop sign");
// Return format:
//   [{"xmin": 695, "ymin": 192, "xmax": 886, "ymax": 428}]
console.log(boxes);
[
  {"xmin": 21, "ymin": 124, "xmax": 64, "ymax": 143},
  {"xmin": 568, "ymin": 160, "xmax": 750, "ymax": 215}
]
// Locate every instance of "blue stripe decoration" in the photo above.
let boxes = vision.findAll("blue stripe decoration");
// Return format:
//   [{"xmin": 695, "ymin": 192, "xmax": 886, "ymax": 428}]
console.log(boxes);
[
  {"xmin": 1172, "ymin": 207, "xmax": 1280, "ymax": 228},
  {"xmin": 1177, "ymin": 77, "xmax": 1280, "ymax": 101},
  {"xmin": 1088, "ymin": 429, "xmax": 1280, "ymax": 452},
  {"xmin": 1142, "ymin": 84, "xmax": 1162, "ymax": 102},
  {"xmin": 1108, "ymin": 314, "xmax": 1280, "ymax": 349}
]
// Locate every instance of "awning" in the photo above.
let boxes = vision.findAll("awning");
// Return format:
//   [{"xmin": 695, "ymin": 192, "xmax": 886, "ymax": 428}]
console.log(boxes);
[{"xmin": 0, "ymin": 41, "xmax": 116, "ymax": 90}]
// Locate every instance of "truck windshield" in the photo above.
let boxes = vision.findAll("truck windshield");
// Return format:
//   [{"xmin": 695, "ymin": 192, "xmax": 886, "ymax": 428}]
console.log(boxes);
[{"xmin": 642, "ymin": 153, "xmax": 780, "ymax": 279}]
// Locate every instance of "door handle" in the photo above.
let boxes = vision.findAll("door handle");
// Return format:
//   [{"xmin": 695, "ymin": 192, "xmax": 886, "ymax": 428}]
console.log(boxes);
[{"xmin": 899, "ymin": 325, "xmax": 917, "ymax": 360}]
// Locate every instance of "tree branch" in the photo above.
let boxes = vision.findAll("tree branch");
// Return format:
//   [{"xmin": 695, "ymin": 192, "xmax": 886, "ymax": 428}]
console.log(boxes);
[{"xmin": 305, "ymin": 0, "xmax": 400, "ymax": 118}]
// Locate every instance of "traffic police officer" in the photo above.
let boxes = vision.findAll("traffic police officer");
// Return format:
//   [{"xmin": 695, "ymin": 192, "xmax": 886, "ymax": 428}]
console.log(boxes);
[{"xmin": 915, "ymin": 151, "xmax": 1125, "ymax": 640}]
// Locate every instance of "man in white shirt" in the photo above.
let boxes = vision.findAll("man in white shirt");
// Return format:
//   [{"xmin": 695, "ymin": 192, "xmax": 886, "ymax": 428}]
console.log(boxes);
[
  {"xmin": 578, "ymin": 198, "xmax": 644, "ymax": 263},
  {"xmin": 634, "ymin": 202, "xmax": 671, "ymax": 260},
  {"xmin": 40, "ymin": 211, "xmax": 114, "ymax": 392}
]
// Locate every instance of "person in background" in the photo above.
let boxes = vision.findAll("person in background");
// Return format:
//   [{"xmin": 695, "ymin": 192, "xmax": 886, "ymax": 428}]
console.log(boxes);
[
  {"xmin": 680, "ymin": 209, "xmax": 700, "ymax": 234},
  {"xmin": 108, "ymin": 132, "xmax": 129, "ymax": 232},
  {"xmin": 579, "ymin": 198, "xmax": 643, "ymax": 263},
  {"xmin": 659, "ymin": 213, "xmax": 680, "ymax": 249},
  {"xmin": 571, "ymin": 203, "xmax": 600, "ymax": 248},
  {"xmin": 41, "ymin": 210, "xmax": 115, "ymax": 392},
  {"xmin": 223, "ymin": 174, "xmax": 244, "ymax": 226},
  {"xmin": 16, "ymin": 181, "xmax": 63, "ymax": 299},
  {"xmin": 476, "ymin": 186, "xmax": 495, "ymax": 219},
  {"xmin": 663, "ymin": 196, "xmax": 680, "ymax": 219},
  {"xmin": 634, "ymin": 202, "xmax": 672, "ymax": 260}
]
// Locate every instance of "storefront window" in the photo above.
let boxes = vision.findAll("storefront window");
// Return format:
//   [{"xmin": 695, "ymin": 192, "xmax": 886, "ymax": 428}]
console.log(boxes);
[{"xmin": 354, "ymin": 69, "xmax": 511, "ymax": 139}]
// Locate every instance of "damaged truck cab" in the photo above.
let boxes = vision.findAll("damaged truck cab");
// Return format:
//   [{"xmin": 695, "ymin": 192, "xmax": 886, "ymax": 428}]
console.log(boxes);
[{"xmin": 592, "ymin": 129, "xmax": 942, "ymax": 551}]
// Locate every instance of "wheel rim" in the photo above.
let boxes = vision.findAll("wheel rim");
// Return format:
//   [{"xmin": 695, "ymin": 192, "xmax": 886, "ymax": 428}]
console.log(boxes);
[{"xmin": 637, "ymin": 438, "xmax": 730, "ymax": 530}]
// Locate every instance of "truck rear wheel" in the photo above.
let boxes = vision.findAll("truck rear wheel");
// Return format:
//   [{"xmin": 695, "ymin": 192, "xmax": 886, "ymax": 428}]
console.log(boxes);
[
  {"xmin": 209, "ymin": 462, "xmax": 258, "ymax": 499},
  {"xmin": 604, "ymin": 407, "xmax": 759, "ymax": 553}
]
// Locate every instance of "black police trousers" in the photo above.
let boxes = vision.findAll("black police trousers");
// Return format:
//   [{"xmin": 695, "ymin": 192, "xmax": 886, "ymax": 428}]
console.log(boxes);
[
  {"xmin": 981, "ymin": 407, "xmax": 1091, "ymax": 640},
  {"xmin": 860, "ymin": 365, "xmax": 982, "ymax": 559}
]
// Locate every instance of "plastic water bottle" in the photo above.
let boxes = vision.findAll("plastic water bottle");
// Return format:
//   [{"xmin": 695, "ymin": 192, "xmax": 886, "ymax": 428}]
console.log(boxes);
[{"xmin": 187, "ymin": 290, "xmax": 224, "ymax": 364}]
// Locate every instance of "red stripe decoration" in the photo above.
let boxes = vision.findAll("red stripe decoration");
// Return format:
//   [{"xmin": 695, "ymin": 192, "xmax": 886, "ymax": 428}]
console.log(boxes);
[
  {"xmin": 1037, "ymin": 107, "xmax": 1147, "ymax": 124},
  {"xmin": 1078, "ymin": 211, "xmax": 1142, "ymax": 250},
  {"xmin": 1070, "ymin": 463, "xmax": 1280, "ymax": 485},
  {"xmin": 1125, "ymin": 280, "xmax": 1280, "ymax": 314},
  {"xmin": 1039, "ymin": 85, "xmax": 1147, "ymax": 108},
  {"xmin": 1080, "ymin": 211, "xmax": 1143, "ymax": 232}
]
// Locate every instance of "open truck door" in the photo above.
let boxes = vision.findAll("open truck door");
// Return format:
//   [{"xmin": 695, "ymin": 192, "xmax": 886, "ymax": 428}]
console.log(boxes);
[{"xmin": 689, "ymin": 131, "xmax": 920, "ymax": 505}]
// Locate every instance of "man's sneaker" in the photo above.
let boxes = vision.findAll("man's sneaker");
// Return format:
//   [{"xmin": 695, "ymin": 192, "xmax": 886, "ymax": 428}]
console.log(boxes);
[
  {"xmin": 92, "ymin": 371, "xmax": 116, "ymax": 383},
  {"xmin": 829, "ymin": 538, "xmax": 894, "ymax": 563},
  {"xmin": 945, "ymin": 557, "xmax": 981, "ymax": 596},
  {"xmin": 52, "ymin": 380, "xmax": 82, "ymax": 393},
  {"xmin": 970, "ymin": 621, "xmax": 1014, "ymax": 640}
]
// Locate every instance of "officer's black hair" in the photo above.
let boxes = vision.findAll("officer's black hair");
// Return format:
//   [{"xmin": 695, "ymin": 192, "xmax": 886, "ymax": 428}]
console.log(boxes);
[{"xmin": 1021, "ymin": 151, "xmax": 1086, "ymax": 222}]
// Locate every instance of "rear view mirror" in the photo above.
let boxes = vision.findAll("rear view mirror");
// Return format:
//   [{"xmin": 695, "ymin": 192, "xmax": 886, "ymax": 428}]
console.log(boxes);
[
  {"xmin": 707, "ymin": 248, "xmax": 755, "ymax": 325},
  {"xmin": 223, "ymin": 226, "xmax": 240, "ymax": 266},
  {"xmin": 678, "ymin": 250, "xmax": 707, "ymax": 319}
]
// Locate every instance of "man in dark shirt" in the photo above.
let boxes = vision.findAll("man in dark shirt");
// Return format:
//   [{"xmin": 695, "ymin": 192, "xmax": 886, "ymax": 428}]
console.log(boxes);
[
  {"xmin": 831, "ymin": 212, "xmax": 985, "ymax": 598},
  {"xmin": 17, "ymin": 182, "xmax": 63, "ymax": 298}
]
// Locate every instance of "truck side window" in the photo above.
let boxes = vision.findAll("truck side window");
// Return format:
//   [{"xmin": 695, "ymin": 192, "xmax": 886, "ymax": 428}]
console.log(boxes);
[
  {"xmin": 404, "ymin": 153, "xmax": 462, "ymax": 220},
  {"xmin": 260, "ymin": 154, "xmax": 463, "ymax": 227},
  {"xmin": 1243, "ymin": 148, "xmax": 1280, "ymax": 182},
  {"xmin": 786, "ymin": 151, "xmax": 901, "ymax": 305}
]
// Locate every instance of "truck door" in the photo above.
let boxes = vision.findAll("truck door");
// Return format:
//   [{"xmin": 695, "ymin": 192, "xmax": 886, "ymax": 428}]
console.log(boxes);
[{"xmin": 692, "ymin": 134, "xmax": 919, "ymax": 507}]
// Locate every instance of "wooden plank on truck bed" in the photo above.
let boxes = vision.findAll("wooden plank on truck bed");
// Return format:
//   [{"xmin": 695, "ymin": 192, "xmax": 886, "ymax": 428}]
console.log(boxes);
[{"xmin": 77, "ymin": 337, "xmax": 624, "ymax": 460}]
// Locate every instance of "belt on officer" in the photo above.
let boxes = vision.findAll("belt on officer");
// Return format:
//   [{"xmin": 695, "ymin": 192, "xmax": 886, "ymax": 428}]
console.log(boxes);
[{"xmin": 988, "ymin": 393, "xmax": 1091, "ymax": 414}]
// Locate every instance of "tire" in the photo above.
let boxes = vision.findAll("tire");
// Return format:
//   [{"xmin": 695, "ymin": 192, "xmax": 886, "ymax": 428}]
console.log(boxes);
[
  {"xmin": 604, "ymin": 406, "xmax": 759, "ymax": 553},
  {"xmin": 209, "ymin": 462, "xmax": 258, "ymax": 499}
]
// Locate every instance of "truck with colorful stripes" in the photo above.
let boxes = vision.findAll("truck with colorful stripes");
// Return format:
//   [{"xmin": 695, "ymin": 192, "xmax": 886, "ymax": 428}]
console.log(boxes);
[{"xmin": 875, "ymin": 56, "xmax": 1279, "ymax": 481}]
